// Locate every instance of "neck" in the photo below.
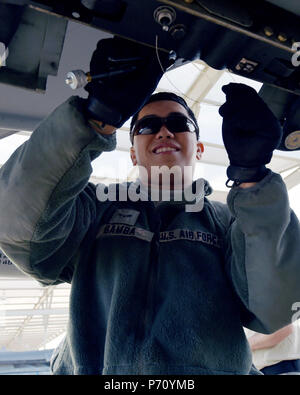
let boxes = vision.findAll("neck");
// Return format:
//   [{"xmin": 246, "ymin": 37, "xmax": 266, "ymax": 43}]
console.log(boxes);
[
  {"xmin": 140, "ymin": 176, "xmax": 193, "ymax": 191},
  {"xmin": 138, "ymin": 166, "xmax": 194, "ymax": 191}
]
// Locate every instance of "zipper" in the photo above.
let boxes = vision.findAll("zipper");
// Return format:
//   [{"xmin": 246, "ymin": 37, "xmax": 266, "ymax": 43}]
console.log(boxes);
[
  {"xmin": 141, "ymin": 209, "xmax": 161, "ymax": 333},
  {"xmin": 135, "ymin": 203, "xmax": 161, "ymax": 370},
  {"xmin": 143, "ymin": 233, "xmax": 160, "ymax": 333}
]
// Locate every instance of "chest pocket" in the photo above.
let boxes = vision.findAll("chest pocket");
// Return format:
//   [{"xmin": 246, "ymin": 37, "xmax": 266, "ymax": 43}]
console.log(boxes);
[{"xmin": 109, "ymin": 208, "xmax": 140, "ymax": 225}]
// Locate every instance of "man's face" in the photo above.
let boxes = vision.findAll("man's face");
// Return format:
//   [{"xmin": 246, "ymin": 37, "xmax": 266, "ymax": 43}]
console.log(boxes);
[{"xmin": 130, "ymin": 100, "xmax": 203, "ymax": 185}]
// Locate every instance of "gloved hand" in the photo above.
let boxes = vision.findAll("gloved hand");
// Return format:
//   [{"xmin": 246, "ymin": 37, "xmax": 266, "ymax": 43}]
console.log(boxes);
[
  {"xmin": 219, "ymin": 83, "xmax": 282, "ymax": 185},
  {"xmin": 84, "ymin": 36, "xmax": 172, "ymax": 128}
]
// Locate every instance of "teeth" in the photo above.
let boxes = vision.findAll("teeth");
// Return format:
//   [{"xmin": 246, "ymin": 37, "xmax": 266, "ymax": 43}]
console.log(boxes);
[{"xmin": 155, "ymin": 147, "xmax": 177, "ymax": 154}]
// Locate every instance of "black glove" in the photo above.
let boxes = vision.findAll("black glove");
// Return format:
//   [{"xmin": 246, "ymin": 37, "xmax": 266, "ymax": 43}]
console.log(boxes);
[
  {"xmin": 84, "ymin": 36, "xmax": 172, "ymax": 128},
  {"xmin": 219, "ymin": 83, "xmax": 282, "ymax": 185}
]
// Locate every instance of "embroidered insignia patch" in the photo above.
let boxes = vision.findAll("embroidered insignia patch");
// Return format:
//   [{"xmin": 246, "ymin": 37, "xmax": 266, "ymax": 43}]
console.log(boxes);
[{"xmin": 109, "ymin": 209, "xmax": 140, "ymax": 226}]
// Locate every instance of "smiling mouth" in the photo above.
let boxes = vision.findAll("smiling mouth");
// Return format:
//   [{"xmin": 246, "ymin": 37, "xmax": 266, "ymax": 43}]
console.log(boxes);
[{"xmin": 153, "ymin": 147, "xmax": 180, "ymax": 154}]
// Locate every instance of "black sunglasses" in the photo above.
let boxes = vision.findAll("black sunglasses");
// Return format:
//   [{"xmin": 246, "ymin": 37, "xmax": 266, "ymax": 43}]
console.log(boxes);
[{"xmin": 132, "ymin": 114, "xmax": 198, "ymax": 138}]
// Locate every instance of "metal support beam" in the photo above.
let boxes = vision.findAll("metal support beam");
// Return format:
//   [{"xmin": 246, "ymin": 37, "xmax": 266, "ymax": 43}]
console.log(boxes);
[
  {"xmin": 184, "ymin": 64, "xmax": 225, "ymax": 116},
  {"xmin": 282, "ymin": 166, "xmax": 300, "ymax": 190},
  {"xmin": 5, "ymin": 286, "xmax": 55, "ymax": 348}
]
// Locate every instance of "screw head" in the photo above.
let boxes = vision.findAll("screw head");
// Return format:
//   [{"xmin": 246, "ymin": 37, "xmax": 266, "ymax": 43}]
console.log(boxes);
[
  {"xmin": 170, "ymin": 24, "xmax": 187, "ymax": 39},
  {"xmin": 264, "ymin": 26, "xmax": 274, "ymax": 37},
  {"xmin": 72, "ymin": 11, "xmax": 80, "ymax": 18},
  {"xmin": 278, "ymin": 33, "xmax": 288, "ymax": 42}
]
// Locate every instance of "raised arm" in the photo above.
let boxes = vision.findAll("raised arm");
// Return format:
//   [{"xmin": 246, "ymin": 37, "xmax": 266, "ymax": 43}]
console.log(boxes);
[
  {"xmin": 219, "ymin": 83, "xmax": 300, "ymax": 333},
  {"xmin": 0, "ymin": 37, "xmax": 170, "ymax": 285}
]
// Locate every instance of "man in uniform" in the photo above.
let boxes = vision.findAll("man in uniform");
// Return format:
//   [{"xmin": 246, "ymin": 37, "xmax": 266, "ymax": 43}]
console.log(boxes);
[{"xmin": 0, "ymin": 37, "xmax": 299, "ymax": 375}]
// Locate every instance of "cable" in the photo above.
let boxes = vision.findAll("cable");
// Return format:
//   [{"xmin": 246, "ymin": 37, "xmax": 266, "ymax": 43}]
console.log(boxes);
[{"xmin": 155, "ymin": 35, "xmax": 202, "ymax": 106}]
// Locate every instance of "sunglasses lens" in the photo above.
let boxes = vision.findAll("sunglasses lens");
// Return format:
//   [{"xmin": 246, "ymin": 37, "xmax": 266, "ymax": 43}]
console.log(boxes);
[
  {"xmin": 134, "ymin": 118, "xmax": 161, "ymax": 136},
  {"xmin": 133, "ymin": 115, "xmax": 197, "ymax": 136},
  {"xmin": 166, "ymin": 116, "xmax": 196, "ymax": 134}
]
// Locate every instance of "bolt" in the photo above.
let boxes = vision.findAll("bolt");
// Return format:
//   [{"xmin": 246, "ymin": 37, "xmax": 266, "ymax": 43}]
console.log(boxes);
[
  {"xmin": 168, "ymin": 50, "xmax": 177, "ymax": 61},
  {"xmin": 170, "ymin": 24, "xmax": 187, "ymax": 40},
  {"xmin": 72, "ymin": 11, "xmax": 80, "ymax": 18},
  {"xmin": 278, "ymin": 33, "xmax": 288, "ymax": 42},
  {"xmin": 154, "ymin": 6, "xmax": 176, "ymax": 31},
  {"xmin": 264, "ymin": 26, "xmax": 274, "ymax": 37}
]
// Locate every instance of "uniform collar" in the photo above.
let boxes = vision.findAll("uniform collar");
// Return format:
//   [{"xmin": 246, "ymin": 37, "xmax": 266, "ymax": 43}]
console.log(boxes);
[{"xmin": 122, "ymin": 178, "xmax": 213, "ymax": 212}]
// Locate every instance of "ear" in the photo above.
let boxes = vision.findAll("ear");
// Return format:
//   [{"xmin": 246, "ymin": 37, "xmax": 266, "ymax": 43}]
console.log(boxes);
[
  {"xmin": 196, "ymin": 142, "xmax": 204, "ymax": 161},
  {"xmin": 130, "ymin": 146, "xmax": 137, "ymax": 166}
]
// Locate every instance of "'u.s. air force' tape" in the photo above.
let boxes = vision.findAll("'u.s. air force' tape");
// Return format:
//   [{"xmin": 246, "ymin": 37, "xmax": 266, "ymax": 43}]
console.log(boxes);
[
  {"xmin": 97, "ymin": 224, "xmax": 221, "ymax": 248},
  {"xmin": 159, "ymin": 229, "xmax": 221, "ymax": 248}
]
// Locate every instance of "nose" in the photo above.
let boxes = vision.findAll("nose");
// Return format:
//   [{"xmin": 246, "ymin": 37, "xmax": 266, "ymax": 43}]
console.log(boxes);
[{"xmin": 155, "ymin": 125, "xmax": 175, "ymax": 139}]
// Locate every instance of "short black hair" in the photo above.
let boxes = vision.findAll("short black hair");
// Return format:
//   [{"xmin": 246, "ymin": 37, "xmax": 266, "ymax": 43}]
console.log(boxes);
[{"xmin": 129, "ymin": 92, "xmax": 199, "ymax": 144}]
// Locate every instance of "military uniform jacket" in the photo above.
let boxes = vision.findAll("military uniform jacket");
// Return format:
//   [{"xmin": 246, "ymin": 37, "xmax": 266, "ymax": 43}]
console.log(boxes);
[{"xmin": 0, "ymin": 97, "xmax": 299, "ymax": 375}]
